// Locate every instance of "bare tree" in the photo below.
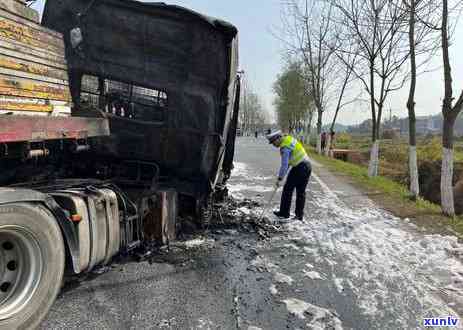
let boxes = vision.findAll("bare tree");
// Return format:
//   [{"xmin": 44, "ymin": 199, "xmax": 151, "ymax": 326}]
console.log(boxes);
[
  {"xmin": 400, "ymin": 0, "xmax": 441, "ymax": 198},
  {"xmin": 239, "ymin": 78, "xmax": 266, "ymax": 136},
  {"xmin": 327, "ymin": 45, "xmax": 359, "ymax": 155},
  {"xmin": 279, "ymin": 0, "xmax": 337, "ymax": 154},
  {"xmin": 440, "ymin": 0, "xmax": 463, "ymax": 216},
  {"xmin": 305, "ymin": 104, "xmax": 315, "ymax": 144},
  {"xmin": 405, "ymin": 0, "xmax": 419, "ymax": 198},
  {"xmin": 331, "ymin": 0, "xmax": 410, "ymax": 176},
  {"xmin": 329, "ymin": 61, "xmax": 355, "ymax": 131}
]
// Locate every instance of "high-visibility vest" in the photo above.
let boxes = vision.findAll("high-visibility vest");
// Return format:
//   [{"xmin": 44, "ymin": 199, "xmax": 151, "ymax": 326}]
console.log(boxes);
[{"xmin": 280, "ymin": 135, "xmax": 308, "ymax": 167}]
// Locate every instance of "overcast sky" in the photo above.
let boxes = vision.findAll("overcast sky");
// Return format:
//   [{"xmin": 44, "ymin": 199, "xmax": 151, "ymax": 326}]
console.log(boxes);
[{"xmin": 32, "ymin": 0, "xmax": 463, "ymax": 126}]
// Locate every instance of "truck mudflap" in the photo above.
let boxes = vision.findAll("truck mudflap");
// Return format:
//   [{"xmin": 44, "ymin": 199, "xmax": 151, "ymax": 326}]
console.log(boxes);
[{"xmin": 0, "ymin": 188, "xmax": 81, "ymax": 274}]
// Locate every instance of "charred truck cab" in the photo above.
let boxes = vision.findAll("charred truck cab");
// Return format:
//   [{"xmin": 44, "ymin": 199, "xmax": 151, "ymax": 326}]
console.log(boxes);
[
  {"xmin": 42, "ymin": 0, "xmax": 241, "ymax": 222},
  {"xmin": 0, "ymin": 0, "xmax": 239, "ymax": 328}
]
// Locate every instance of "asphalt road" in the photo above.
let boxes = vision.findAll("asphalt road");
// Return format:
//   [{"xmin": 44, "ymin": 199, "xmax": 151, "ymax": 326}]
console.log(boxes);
[{"xmin": 41, "ymin": 137, "xmax": 463, "ymax": 329}]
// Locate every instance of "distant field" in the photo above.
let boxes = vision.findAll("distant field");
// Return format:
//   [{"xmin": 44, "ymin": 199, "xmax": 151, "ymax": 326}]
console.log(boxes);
[
  {"xmin": 332, "ymin": 134, "xmax": 463, "ymax": 164},
  {"xmin": 312, "ymin": 133, "xmax": 463, "ymax": 208}
]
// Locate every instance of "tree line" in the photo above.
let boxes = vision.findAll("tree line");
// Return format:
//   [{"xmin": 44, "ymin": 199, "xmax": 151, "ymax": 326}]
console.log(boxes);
[
  {"xmin": 274, "ymin": 0, "xmax": 463, "ymax": 216},
  {"xmin": 239, "ymin": 77, "xmax": 269, "ymax": 136}
]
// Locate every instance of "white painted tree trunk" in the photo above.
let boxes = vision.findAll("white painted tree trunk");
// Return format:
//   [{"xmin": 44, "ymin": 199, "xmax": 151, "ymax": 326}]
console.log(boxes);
[
  {"xmin": 324, "ymin": 134, "xmax": 331, "ymax": 156},
  {"xmin": 368, "ymin": 141, "xmax": 380, "ymax": 177},
  {"xmin": 441, "ymin": 147, "xmax": 455, "ymax": 216},
  {"xmin": 409, "ymin": 146, "xmax": 419, "ymax": 198},
  {"xmin": 316, "ymin": 134, "xmax": 322, "ymax": 154},
  {"xmin": 305, "ymin": 132, "xmax": 311, "ymax": 146}
]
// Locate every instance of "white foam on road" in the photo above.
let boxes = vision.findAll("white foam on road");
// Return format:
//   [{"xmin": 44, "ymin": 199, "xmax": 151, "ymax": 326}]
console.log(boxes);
[
  {"xmin": 283, "ymin": 298, "xmax": 343, "ymax": 329},
  {"xmin": 228, "ymin": 162, "xmax": 276, "ymax": 199},
  {"xmin": 183, "ymin": 238, "xmax": 215, "ymax": 249},
  {"xmin": 236, "ymin": 207, "xmax": 253, "ymax": 215},
  {"xmin": 333, "ymin": 277, "xmax": 345, "ymax": 293},
  {"xmin": 231, "ymin": 162, "xmax": 249, "ymax": 177},
  {"xmin": 282, "ymin": 243, "xmax": 301, "ymax": 251},
  {"xmin": 274, "ymin": 272, "xmax": 294, "ymax": 285},
  {"xmin": 227, "ymin": 183, "xmax": 274, "ymax": 194},
  {"xmin": 284, "ymin": 172, "xmax": 463, "ymax": 326},
  {"xmin": 270, "ymin": 284, "xmax": 279, "ymax": 295},
  {"xmin": 195, "ymin": 318, "xmax": 216, "ymax": 329},
  {"xmin": 229, "ymin": 162, "xmax": 272, "ymax": 182},
  {"xmin": 250, "ymin": 255, "xmax": 295, "ymax": 286},
  {"xmin": 250, "ymin": 255, "xmax": 280, "ymax": 272},
  {"xmin": 303, "ymin": 270, "xmax": 323, "ymax": 280}
]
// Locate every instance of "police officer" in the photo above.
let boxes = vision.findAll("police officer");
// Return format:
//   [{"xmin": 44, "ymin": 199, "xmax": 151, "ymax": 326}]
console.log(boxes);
[{"xmin": 266, "ymin": 130, "xmax": 311, "ymax": 221}]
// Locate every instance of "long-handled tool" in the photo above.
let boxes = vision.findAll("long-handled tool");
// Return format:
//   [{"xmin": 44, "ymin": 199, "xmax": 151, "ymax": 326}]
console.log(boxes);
[{"xmin": 258, "ymin": 184, "xmax": 279, "ymax": 222}]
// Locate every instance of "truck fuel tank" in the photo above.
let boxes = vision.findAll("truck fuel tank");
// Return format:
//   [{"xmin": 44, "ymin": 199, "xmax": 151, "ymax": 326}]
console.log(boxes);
[{"xmin": 51, "ymin": 187, "xmax": 121, "ymax": 272}]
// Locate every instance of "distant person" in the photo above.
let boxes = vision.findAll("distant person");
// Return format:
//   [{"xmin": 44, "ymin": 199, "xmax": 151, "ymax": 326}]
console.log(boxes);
[
  {"xmin": 321, "ymin": 131, "xmax": 327, "ymax": 152},
  {"xmin": 267, "ymin": 128, "xmax": 271, "ymax": 135},
  {"xmin": 266, "ymin": 130, "xmax": 312, "ymax": 221},
  {"xmin": 255, "ymin": 131, "xmax": 258, "ymax": 139},
  {"xmin": 330, "ymin": 130, "xmax": 335, "ymax": 149}
]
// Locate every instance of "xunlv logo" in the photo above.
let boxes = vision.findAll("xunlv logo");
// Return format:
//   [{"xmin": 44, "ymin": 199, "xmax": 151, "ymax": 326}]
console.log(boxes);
[{"xmin": 423, "ymin": 317, "xmax": 459, "ymax": 327}]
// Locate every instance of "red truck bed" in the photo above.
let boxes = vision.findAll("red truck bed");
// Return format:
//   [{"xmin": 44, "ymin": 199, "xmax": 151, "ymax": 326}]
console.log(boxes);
[{"xmin": 0, "ymin": 116, "xmax": 110, "ymax": 143}]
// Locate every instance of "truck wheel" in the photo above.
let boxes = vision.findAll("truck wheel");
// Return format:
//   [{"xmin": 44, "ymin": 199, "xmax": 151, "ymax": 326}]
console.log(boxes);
[{"xmin": 0, "ymin": 203, "xmax": 65, "ymax": 330}]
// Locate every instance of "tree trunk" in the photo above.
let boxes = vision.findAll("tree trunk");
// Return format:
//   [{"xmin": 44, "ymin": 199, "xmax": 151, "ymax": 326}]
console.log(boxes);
[
  {"xmin": 407, "ymin": 0, "xmax": 419, "ymax": 198},
  {"xmin": 441, "ymin": 146, "xmax": 455, "ymax": 216},
  {"xmin": 324, "ymin": 134, "xmax": 331, "ymax": 156},
  {"xmin": 408, "ymin": 111, "xmax": 419, "ymax": 197},
  {"xmin": 440, "ymin": 0, "xmax": 457, "ymax": 216},
  {"xmin": 316, "ymin": 107, "xmax": 322, "ymax": 154},
  {"xmin": 368, "ymin": 141, "xmax": 380, "ymax": 177},
  {"xmin": 441, "ymin": 116, "xmax": 456, "ymax": 215},
  {"xmin": 305, "ymin": 114, "xmax": 313, "ymax": 145},
  {"xmin": 409, "ymin": 146, "xmax": 419, "ymax": 197},
  {"xmin": 369, "ymin": 62, "xmax": 377, "ymax": 142},
  {"xmin": 367, "ymin": 59, "xmax": 379, "ymax": 176}
]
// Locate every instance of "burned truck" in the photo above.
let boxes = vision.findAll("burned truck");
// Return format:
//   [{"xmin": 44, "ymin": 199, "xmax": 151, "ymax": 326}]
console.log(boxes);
[{"xmin": 0, "ymin": 0, "xmax": 239, "ymax": 328}]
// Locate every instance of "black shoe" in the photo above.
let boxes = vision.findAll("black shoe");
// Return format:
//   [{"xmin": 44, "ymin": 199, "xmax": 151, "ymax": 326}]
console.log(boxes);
[
  {"xmin": 294, "ymin": 215, "xmax": 304, "ymax": 221},
  {"xmin": 273, "ymin": 211, "xmax": 289, "ymax": 219}
]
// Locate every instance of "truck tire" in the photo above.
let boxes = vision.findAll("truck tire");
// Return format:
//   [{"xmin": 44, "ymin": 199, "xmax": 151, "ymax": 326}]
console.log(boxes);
[{"xmin": 0, "ymin": 203, "xmax": 65, "ymax": 330}]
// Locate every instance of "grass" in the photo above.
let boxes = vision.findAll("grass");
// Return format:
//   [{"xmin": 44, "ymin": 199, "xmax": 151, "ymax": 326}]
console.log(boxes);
[{"xmin": 306, "ymin": 146, "xmax": 463, "ymax": 236}]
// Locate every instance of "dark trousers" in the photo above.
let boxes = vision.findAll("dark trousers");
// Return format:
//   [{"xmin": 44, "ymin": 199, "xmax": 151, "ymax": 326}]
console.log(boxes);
[{"xmin": 279, "ymin": 162, "xmax": 311, "ymax": 218}]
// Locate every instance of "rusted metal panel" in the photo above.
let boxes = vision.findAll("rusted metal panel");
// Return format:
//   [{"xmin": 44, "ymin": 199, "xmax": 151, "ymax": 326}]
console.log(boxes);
[
  {"xmin": 0, "ymin": 4, "xmax": 71, "ymax": 116},
  {"xmin": 0, "ymin": 0, "xmax": 39, "ymax": 22},
  {"xmin": 143, "ymin": 190, "xmax": 177, "ymax": 244},
  {"xmin": 0, "ymin": 43, "xmax": 67, "ymax": 69},
  {"xmin": 0, "ymin": 1, "xmax": 70, "ymax": 115},
  {"xmin": 0, "ymin": 116, "xmax": 110, "ymax": 143},
  {"xmin": 0, "ymin": 10, "xmax": 64, "ymax": 52},
  {"xmin": 0, "ymin": 67, "xmax": 68, "ymax": 85},
  {"xmin": 0, "ymin": 74, "xmax": 70, "ymax": 101},
  {"xmin": 0, "ymin": 54, "xmax": 68, "ymax": 80},
  {"xmin": 0, "ymin": 38, "xmax": 66, "ymax": 64},
  {"xmin": 0, "ymin": 7, "xmax": 63, "ymax": 39},
  {"xmin": 0, "ymin": 96, "xmax": 54, "ymax": 112},
  {"xmin": 0, "ymin": 95, "xmax": 70, "ymax": 114}
]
